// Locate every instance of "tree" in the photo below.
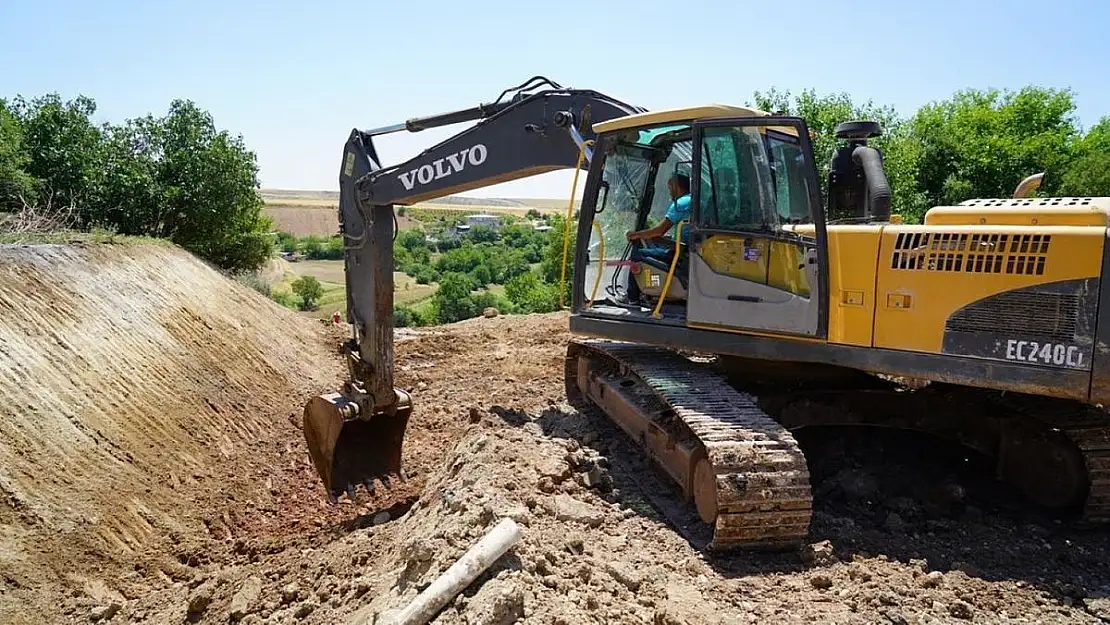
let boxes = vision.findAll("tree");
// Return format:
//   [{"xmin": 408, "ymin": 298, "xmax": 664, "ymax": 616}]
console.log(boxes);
[
  {"xmin": 152, "ymin": 100, "xmax": 273, "ymax": 272},
  {"xmin": 505, "ymin": 271, "xmax": 560, "ymax": 313},
  {"xmin": 292, "ymin": 275, "xmax": 324, "ymax": 311},
  {"xmin": 4, "ymin": 94, "xmax": 273, "ymax": 272},
  {"xmin": 752, "ymin": 88, "xmax": 926, "ymax": 221},
  {"xmin": 0, "ymin": 99, "xmax": 37, "ymax": 211},
  {"xmin": 909, "ymin": 87, "xmax": 1081, "ymax": 210},
  {"xmin": 11, "ymin": 94, "xmax": 104, "ymax": 215},
  {"xmin": 1060, "ymin": 117, "xmax": 1110, "ymax": 197},
  {"xmin": 275, "ymin": 231, "xmax": 298, "ymax": 253},
  {"xmin": 397, "ymin": 228, "xmax": 427, "ymax": 252},
  {"xmin": 433, "ymin": 272, "xmax": 478, "ymax": 323}
]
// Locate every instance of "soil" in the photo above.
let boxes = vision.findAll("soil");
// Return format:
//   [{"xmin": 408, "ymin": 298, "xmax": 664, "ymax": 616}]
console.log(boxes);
[{"xmin": 3, "ymin": 241, "xmax": 1110, "ymax": 624}]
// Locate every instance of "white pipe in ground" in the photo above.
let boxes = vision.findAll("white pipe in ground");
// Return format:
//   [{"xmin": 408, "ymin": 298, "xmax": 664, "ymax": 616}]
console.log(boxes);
[{"xmin": 376, "ymin": 517, "xmax": 523, "ymax": 625}]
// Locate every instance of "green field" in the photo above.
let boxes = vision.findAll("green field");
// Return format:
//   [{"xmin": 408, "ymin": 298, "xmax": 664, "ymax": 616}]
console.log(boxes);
[{"xmin": 278, "ymin": 259, "xmax": 438, "ymax": 319}]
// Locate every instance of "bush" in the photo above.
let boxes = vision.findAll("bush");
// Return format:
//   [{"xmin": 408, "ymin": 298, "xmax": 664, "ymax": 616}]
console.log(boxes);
[
  {"xmin": 394, "ymin": 305, "xmax": 419, "ymax": 327},
  {"xmin": 275, "ymin": 231, "xmax": 298, "ymax": 254},
  {"xmin": 271, "ymin": 290, "xmax": 298, "ymax": 309},
  {"xmin": 433, "ymin": 272, "xmax": 478, "ymax": 323},
  {"xmin": 409, "ymin": 264, "xmax": 439, "ymax": 285},
  {"xmin": 292, "ymin": 275, "xmax": 324, "ymax": 311},
  {"xmin": 505, "ymin": 271, "xmax": 561, "ymax": 313},
  {"xmin": 234, "ymin": 272, "xmax": 272, "ymax": 297}
]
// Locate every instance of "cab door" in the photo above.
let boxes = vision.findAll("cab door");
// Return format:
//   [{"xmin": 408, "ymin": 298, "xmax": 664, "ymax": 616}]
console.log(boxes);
[{"xmin": 686, "ymin": 117, "xmax": 828, "ymax": 338}]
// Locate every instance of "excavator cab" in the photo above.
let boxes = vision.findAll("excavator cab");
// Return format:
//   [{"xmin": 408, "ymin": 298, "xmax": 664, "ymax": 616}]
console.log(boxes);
[{"xmin": 575, "ymin": 107, "xmax": 832, "ymax": 333}]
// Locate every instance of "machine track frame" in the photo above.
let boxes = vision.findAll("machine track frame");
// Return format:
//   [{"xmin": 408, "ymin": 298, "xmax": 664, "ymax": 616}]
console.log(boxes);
[
  {"xmin": 565, "ymin": 338, "xmax": 813, "ymax": 551},
  {"xmin": 749, "ymin": 373, "xmax": 1110, "ymax": 525}
]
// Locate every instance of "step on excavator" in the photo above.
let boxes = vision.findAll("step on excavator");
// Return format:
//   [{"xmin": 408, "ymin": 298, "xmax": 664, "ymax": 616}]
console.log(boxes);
[{"xmin": 303, "ymin": 75, "xmax": 1110, "ymax": 551}]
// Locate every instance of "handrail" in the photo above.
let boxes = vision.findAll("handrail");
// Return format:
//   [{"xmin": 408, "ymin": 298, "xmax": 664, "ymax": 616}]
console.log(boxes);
[
  {"xmin": 651, "ymin": 221, "xmax": 685, "ymax": 319},
  {"xmin": 586, "ymin": 220, "xmax": 606, "ymax": 306},
  {"xmin": 559, "ymin": 139, "xmax": 595, "ymax": 308}
]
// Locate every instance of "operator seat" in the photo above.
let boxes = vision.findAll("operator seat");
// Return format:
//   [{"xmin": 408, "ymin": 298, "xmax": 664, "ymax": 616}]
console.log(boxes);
[{"xmin": 631, "ymin": 244, "xmax": 690, "ymax": 290}]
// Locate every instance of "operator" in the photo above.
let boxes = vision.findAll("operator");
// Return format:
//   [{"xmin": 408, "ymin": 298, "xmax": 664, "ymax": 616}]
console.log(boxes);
[{"xmin": 625, "ymin": 173, "xmax": 692, "ymax": 253}]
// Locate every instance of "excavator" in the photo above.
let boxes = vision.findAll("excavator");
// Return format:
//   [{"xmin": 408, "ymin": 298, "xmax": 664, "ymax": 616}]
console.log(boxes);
[{"xmin": 302, "ymin": 76, "xmax": 1110, "ymax": 551}]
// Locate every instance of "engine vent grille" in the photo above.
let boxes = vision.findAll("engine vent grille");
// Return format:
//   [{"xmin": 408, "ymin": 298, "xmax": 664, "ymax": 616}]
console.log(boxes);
[
  {"xmin": 961, "ymin": 197, "xmax": 1098, "ymax": 208},
  {"xmin": 946, "ymin": 290, "xmax": 1079, "ymax": 343},
  {"xmin": 890, "ymin": 232, "xmax": 1051, "ymax": 275}
]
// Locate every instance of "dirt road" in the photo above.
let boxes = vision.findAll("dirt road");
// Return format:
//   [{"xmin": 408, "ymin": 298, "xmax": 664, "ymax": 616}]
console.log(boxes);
[{"xmin": 3, "ymin": 242, "xmax": 1110, "ymax": 624}]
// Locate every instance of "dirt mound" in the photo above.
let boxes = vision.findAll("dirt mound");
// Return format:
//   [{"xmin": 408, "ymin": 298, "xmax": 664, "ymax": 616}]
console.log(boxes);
[{"xmin": 0, "ymin": 242, "xmax": 344, "ymax": 622}]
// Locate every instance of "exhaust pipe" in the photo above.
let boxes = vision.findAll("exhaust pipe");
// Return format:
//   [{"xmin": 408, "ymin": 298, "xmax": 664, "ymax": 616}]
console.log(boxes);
[{"xmin": 1013, "ymin": 172, "xmax": 1045, "ymax": 198}]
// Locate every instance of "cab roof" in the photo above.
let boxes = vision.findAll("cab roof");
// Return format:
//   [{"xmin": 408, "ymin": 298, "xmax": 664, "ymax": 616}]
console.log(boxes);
[{"xmin": 592, "ymin": 104, "xmax": 770, "ymax": 134}]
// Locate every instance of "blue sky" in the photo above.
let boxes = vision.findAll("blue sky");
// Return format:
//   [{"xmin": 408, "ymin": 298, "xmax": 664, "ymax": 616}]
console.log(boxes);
[{"xmin": 2, "ymin": 0, "xmax": 1107, "ymax": 199}]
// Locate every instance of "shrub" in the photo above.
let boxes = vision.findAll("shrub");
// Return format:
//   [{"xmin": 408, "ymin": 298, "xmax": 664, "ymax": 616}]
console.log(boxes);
[
  {"xmin": 234, "ymin": 272, "xmax": 272, "ymax": 297},
  {"xmin": 394, "ymin": 305, "xmax": 418, "ymax": 327},
  {"xmin": 409, "ymin": 264, "xmax": 439, "ymax": 285},
  {"xmin": 505, "ymin": 271, "xmax": 561, "ymax": 313},
  {"xmin": 433, "ymin": 272, "xmax": 478, "ymax": 323},
  {"xmin": 275, "ymin": 231, "xmax": 298, "ymax": 254},
  {"xmin": 271, "ymin": 290, "xmax": 298, "ymax": 309}
]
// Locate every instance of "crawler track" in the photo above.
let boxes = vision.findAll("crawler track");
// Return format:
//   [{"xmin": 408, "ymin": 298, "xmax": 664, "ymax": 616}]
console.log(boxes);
[
  {"xmin": 986, "ymin": 392, "xmax": 1110, "ymax": 524},
  {"xmin": 565, "ymin": 339, "xmax": 812, "ymax": 551}
]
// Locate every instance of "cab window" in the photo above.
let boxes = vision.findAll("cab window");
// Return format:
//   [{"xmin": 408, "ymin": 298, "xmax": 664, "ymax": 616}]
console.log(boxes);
[{"xmin": 697, "ymin": 125, "xmax": 815, "ymax": 231}]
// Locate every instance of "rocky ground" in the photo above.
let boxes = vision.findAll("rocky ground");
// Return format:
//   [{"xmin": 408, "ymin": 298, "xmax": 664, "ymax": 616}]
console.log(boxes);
[{"xmin": 4, "ymin": 242, "xmax": 1110, "ymax": 624}]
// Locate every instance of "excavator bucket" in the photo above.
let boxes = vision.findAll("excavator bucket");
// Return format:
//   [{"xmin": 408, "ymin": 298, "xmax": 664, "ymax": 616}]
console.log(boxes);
[{"xmin": 302, "ymin": 392, "xmax": 413, "ymax": 501}]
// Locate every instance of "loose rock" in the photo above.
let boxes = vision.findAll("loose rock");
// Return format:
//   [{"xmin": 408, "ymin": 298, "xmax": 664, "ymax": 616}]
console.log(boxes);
[
  {"xmin": 229, "ymin": 576, "xmax": 263, "ymax": 621},
  {"xmin": 552, "ymin": 494, "xmax": 605, "ymax": 527}
]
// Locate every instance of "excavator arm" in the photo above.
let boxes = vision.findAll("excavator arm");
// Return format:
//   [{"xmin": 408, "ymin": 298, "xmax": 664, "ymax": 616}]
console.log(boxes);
[{"xmin": 303, "ymin": 77, "xmax": 644, "ymax": 501}]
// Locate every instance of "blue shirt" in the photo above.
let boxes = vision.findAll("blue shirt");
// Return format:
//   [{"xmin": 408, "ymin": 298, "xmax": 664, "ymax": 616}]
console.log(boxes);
[{"xmin": 664, "ymin": 194, "xmax": 692, "ymax": 241}]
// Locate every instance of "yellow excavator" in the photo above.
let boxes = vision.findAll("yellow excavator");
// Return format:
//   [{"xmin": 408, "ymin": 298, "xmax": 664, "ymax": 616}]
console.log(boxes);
[{"xmin": 302, "ymin": 76, "xmax": 1110, "ymax": 551}]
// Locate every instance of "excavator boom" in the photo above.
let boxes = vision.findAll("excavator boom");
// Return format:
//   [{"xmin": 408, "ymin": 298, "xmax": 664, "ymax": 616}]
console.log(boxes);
[{"xmin": 303, "ymin": 77, "xmax": 644, "ymax": 501}]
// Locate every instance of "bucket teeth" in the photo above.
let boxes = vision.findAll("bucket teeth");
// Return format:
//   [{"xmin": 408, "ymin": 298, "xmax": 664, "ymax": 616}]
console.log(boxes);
[{"xmin": 380, "ymin": 475, "xmax": 392, "ymax": 489}]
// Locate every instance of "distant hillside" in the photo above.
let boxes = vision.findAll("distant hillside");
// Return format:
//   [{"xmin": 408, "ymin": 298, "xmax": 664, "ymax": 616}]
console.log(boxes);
[{"xmin": 260, "ymin": 189, "xmax": 576, "ymax": 211}]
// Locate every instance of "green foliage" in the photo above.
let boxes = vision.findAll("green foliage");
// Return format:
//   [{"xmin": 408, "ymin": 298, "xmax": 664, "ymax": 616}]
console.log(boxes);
[
  {"xmin": 292, "ymin": 275, "xmax": 324, "ymax": 311},
  {"xmin": 752, "ymin": 88, "xmax": 926, "ymax": 221},
  {"xmin": 2, "ymin": 94, "xmax": 272, "ymax": 272},
  {"xmin": 505, "ymin": 271, "xmax": 561, "ymax": 313},
  {"xmin": 271, "ymin": 290, "xmax": 298, "ymax": 309},
  {"xmin": 393, "ymin": 305, "xmax": 420, "ymax": 327},
  {"xmin": 276, "ymin": 231, "xmax": 298, "ymax": 253},
  {"xmin": 540, "ymin": 214, "xmax": 575, "ymax": 303},
  {"xmin": 433, "ymin": 272, "xmax": 479, "ymax": 323},
  {"xmin": 910, "ymin": 86, "xmax": 1080, "ymax": 210},
  {"xmin": 0, "ymin": 99, "xmax": 38, "ymax": 210},
  {"xmin": 468, "ymin": 225, "xmax": 498, "ymax": 243},
  {"xmin": 396, "ymin": 228, "xmax": 427, "ymax": 252},
  {"xmin": 10, "ymin": 94, "xmax": 104, "ymax": 213},
  {"xmin": 409, "ymin": 264, "xmax": 439, "ymax": 285},
  {"xmin": 525, "ymin": 208, "xmax": 542, "ymax": 220},
  {"xmin": 1060, "ymin": 117, "xmax": 1110, "ymax": 197}
]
